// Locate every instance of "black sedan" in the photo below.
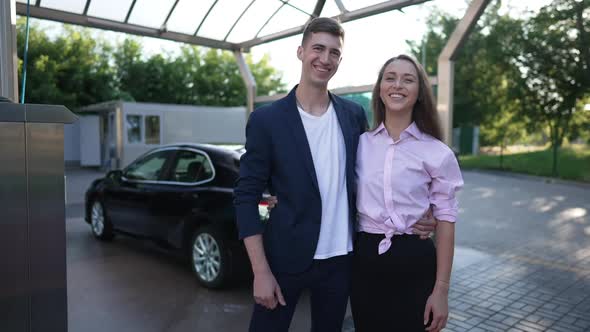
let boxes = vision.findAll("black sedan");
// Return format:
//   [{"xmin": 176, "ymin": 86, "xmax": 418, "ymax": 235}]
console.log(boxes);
[{"xmin": 84, "ymin": 143, "xmax": 264, "ymax": 288}]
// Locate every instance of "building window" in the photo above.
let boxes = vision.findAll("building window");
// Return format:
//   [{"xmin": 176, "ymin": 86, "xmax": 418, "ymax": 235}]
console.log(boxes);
[
  {"xmin": 145, "ymin": 116, "xmax": 161, "ymax": 145},
  {"xmin": 126, "ymin": 115, "xmax": 142, "ymax": 143}
]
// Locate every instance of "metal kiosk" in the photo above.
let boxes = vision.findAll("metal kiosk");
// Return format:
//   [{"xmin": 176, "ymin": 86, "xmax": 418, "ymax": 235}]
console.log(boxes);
[{"xmin": 0, "ymin": 98, "xmax": 77, "ymax": 332}]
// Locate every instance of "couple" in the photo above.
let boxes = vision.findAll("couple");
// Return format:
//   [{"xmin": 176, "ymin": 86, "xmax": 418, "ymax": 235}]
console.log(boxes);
[{"xmin": 234, "ymin": 17, "xmax": 463, "ymax": 332}]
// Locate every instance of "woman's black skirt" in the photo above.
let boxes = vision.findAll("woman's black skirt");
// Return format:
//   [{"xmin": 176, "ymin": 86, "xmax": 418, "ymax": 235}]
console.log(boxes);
[{"xmin": 351, "ymin": 232, "xmax": 437, "ymax": 332}]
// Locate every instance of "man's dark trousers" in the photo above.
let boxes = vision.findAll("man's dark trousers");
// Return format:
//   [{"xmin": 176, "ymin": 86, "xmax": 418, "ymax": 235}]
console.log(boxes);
[{"xmin": 249, "ymin": 254, "xmax": 351, "ymax": 332}]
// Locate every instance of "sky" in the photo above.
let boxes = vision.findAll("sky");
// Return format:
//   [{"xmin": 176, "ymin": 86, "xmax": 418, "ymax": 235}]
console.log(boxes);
[
  {"xmin": 248, "ymin": 0, "xmax": 553, "ymax": 89},
  {"xmin": 21, "ymin": 0, "xmax": 553, "ymax": 91}
]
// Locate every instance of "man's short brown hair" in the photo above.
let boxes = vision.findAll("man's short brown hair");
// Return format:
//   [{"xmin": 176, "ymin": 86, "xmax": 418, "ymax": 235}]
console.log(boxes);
[{"xmin": 302, "ymin": 17, "xmax": 345, "ymax": 45}]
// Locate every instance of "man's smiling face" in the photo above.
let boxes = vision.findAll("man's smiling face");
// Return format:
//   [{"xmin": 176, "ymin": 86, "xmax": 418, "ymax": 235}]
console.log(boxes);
[{"xmin": 297, "ymin": 32, "xmax": 343, "ymax": 88}]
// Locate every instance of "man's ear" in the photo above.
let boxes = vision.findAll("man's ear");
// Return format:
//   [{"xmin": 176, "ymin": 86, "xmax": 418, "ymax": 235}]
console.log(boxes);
[{"xmin": 297, "ymin": 45, "xmax": 303, "ymax": 61}]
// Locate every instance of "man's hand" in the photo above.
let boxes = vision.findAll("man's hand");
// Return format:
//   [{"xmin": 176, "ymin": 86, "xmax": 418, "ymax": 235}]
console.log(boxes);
[
  {"xmin": 412, "ymin": 208, "xmax": 437, "ymax": 239},
  {"xmin": 253, "ymin": 270, "xmax": 286, "ymax": 310},
  {"xmin": 243, "ymin": 235, "xmax": 285, "ymax": 310}
]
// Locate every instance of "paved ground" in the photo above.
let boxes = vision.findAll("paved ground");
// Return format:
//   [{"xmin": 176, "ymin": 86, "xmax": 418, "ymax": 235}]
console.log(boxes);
[
  {"xmin": 438, "ymin": 172, "xmax": 590, "ymax": 332},
  {"xmin": 65, "ymin": 169, "xmax": 590, "ymax": 332}
]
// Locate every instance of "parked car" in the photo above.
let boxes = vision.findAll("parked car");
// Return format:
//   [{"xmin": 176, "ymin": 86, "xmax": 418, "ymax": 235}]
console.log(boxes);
[{"xmin": 84, "ymin": 143, "xmax": 262, "ymax": 288}]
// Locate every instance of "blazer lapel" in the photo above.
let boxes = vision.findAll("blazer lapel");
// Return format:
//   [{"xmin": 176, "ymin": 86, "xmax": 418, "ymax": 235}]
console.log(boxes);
[
  {"xmin": 330, "ymin": 93, "xmax": 353, "ymax": 180},
  {"xmin": 283, "ymin": 87, "xmax": 320, "ymax": 193}
]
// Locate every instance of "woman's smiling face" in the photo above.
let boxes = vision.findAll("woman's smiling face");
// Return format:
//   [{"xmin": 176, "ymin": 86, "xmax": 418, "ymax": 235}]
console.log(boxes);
[{"xmin": 379, "ymin": 59, "xmax": 419, "ymax": 115}]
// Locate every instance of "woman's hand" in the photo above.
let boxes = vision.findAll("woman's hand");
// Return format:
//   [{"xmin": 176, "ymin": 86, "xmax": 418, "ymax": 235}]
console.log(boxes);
[
  {"xmin": 424, "ymin": 283, "xmax": 449, "ymax": 332},
  {"xmin": 266, "ymin": 196, "xmax": 278, "ymax": 210}
]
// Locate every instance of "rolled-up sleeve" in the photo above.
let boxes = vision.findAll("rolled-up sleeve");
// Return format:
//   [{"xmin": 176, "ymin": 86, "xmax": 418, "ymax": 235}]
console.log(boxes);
[
  {"xmin": 429, "ymin": 152, "xmax": 463, "ymax": 222},
  {"xmin": 233, "ymin": 110, "xmax": 271, "ymax": 239}
]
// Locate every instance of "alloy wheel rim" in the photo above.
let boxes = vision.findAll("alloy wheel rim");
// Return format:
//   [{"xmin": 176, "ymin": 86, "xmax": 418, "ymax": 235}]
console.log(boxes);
[
  {"xmin": 91, "ymin": 202, "xmax": 105, "ymax": 236},
  {"xmin": 192, "ymin": 233, "xmax": 221, "ymax": 282}
]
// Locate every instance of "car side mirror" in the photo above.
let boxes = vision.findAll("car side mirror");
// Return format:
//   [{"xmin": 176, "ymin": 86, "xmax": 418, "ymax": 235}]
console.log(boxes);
[{"xmin": 107, "ymin": 169, "xmax": 123, "ymax": 180}]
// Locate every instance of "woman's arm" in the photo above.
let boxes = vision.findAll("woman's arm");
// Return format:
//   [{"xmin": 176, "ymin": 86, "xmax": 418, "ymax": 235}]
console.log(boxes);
[
  {"xmin": 434, "ymin": 220, "xmax": 454, "ymax": 290},
  {"xmin": 424, "ymin": 148, "xmax": 462, "ymax": 331},
  {"xmin": 424, "ymin": 220, "xmax": 454, "ymax": 332}
]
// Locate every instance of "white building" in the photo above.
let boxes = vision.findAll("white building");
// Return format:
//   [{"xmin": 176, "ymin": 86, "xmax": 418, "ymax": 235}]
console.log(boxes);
[{"xmin": 67, "ymin": 101, "xmax": 247, "ymax": 169}]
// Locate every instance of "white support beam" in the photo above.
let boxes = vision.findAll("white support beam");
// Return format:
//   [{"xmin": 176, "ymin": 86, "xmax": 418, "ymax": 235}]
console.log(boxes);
[
  {"xmin": 234, "ymin": 51, "xmax": 256, "ymax": 116},
  {"xmin": 439, "ymin": 0, "xmax": 491, "ymax": 61},
  {"xmin": 332, "ymin": 84, "xmax": 373, "ymax": 95},
  {"xmin": 312, "ymin": 0, "xmax": 327, "ymax": 17},
  {"xmin": 334, "ymin": 0, "xmax": 348, "ymax": 14},
  {"xmin": 436, "ymin": 61, "xmax": 454, "ymax": 144},
  {"xmin": 0, "ymin": 0, "xmax": 18, "ymax": 102},
  {"xmin": 240, "ymin": 0, "xmax": 432, "ymax": 50},
  {"xmin": 115, "ymin": 104, "xmax": 124, "ymax": 169},
  {"xmin": 437, "ymin": 0, "xmax": 491, "ymax": 145},
  {"xmin": 255, "ymin": 84, "xmax": 375, "ymax": 104},
  {"xmin": 255, "ymin": 93, "xmax": 286, "ymax": 104},
  {"xmin": 15, "ymin": 3, "xmax": 240, "ymax": 51},
  {"xmin": 337, "ymin": 0, "xmax": 429, "ymax": 22},
  {"xmin": 255, "ymin": 77, "xmax": 437, "ymax": 104}
]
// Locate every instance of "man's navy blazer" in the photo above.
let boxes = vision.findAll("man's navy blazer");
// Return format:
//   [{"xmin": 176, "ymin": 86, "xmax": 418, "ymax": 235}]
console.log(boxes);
[{"xmin": 234, "ymin": 86, "xmax": 368, "ymax": 274}]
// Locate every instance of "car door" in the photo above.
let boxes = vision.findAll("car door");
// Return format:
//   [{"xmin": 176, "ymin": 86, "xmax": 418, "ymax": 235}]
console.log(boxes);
[
  {"xmin": 104, "ymin": 149, "xmax": 175, "ymax": 235},
  {"xmin": 151, "ymin": 148, "xmax": 216, "ymax": 245}
]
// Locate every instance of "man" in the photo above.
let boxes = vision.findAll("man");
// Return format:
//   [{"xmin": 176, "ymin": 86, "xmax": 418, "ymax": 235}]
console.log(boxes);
[{"xmin": 234, "ymin": 17, "xmax": 434, "ymax": 332}]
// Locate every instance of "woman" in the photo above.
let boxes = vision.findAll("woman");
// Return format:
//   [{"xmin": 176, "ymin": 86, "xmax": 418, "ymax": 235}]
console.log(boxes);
[{"xmin": 350, "ymin": 55, "xmax": 463, "ymax": 332}]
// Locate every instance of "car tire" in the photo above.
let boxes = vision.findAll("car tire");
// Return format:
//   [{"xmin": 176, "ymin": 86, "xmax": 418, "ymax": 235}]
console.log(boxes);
[
  {"xmin": 190, "ymin": 225, "xmax": 231, "ymax": 289},
  {"xmin": 90, "ymin": 199, "xmax": 115, "ymax": 241}
]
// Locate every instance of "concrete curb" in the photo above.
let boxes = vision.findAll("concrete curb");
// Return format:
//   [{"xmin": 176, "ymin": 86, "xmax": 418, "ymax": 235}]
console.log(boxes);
[{"xmin": 463, "ymin": 169, "xmax": 590, "ymax": 190}]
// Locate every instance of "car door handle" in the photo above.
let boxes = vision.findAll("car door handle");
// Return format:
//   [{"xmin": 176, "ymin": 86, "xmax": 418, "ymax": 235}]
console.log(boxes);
[{"xmin": 183, "ymin": 193, "xmax": 199, "ymax": 199}]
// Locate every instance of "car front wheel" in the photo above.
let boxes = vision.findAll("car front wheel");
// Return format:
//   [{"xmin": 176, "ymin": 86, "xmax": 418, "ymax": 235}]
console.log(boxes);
[
  {"xmin": 90, "ymin": 200, "xmax": 114, "ymax": 241},
  {"xmin": 190, "ymin": 225, "xmax": 230, "ymax": 289}
]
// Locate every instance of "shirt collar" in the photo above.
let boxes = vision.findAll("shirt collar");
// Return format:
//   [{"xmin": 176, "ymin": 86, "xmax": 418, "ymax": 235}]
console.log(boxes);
[
  {"xmin": 370, "ymin": 122, "xmax": 387, "ymax": 136},
  {"xmin": 370, "ymin": 121, "xmax": 424, "ymax": 140},
  {"xmin": 404, "ymin": 122, "xmax": 424, "ymax": 140}
]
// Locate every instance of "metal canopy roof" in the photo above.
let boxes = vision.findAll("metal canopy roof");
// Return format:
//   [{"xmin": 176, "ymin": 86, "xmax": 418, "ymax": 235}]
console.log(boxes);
[{"xmin": 16, "ymin": 0, "xmax": 431, "ymax": 51}]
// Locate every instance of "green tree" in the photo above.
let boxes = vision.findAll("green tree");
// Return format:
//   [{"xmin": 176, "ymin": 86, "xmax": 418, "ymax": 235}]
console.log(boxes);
[
  {"xmin": 17, "ymin": 20, "xmax": 286, "ymax": 109},
  {"xmin": 510, "ymin": 0, "xmax": 590, "ymax": 175},
  {"xmin": 479, "ymin": 106, "xmax": 526, "ymax": 169},
  {"xmin": 568, "ymin": 95, "xmax": 590, "ymax": 144},
  {"xmin": 16, "ymin": 19, "xmax": 118, "ymax": 108},
  {"xmin": 114, "ymin": 43, "xmax": 286, "ymax": 106},
  {"xmin": 112, "ymin": 38, "xmax": 145, "ymax": 101},
  {"xmin": 248, "ymin": 53, "xmax": 285, "ymax": 97},
  {"xmin": 407, "ymin": 10, "xmax": 456, "ymax": 76},
  {"xmin": 407, "ymin": 5, "xmax": 527, "ymax": 151}
]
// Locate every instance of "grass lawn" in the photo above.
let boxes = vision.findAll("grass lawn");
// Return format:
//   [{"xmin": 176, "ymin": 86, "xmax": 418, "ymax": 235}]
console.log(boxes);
[{"xmin": 459, "ymin": 146, "xmax": 590, "ymax": 183}]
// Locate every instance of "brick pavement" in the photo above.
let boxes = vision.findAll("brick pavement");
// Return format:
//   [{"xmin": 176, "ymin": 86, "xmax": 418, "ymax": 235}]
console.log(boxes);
[
  {"xmin": 343, "ymin": 251, "xmax": 590, "ymax": 332},
  {"xmin": 343, "ymin": 171, "xmax": 590, "ymax": 332}
]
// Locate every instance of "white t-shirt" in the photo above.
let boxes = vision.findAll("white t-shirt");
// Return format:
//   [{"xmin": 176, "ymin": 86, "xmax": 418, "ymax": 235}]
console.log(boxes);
[{"xmin": 298, "ymin": 102, "xmax": 352, "ymax": 259}]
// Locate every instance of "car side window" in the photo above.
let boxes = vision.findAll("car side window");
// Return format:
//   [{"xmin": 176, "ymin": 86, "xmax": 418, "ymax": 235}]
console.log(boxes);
[
  {"xmin": 171, "ymin": 150, "xmax": 214, "ymax": 184},
  {"xmin": 124, "ymin": 150, "xmax": 170, "ymax": 181}
]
